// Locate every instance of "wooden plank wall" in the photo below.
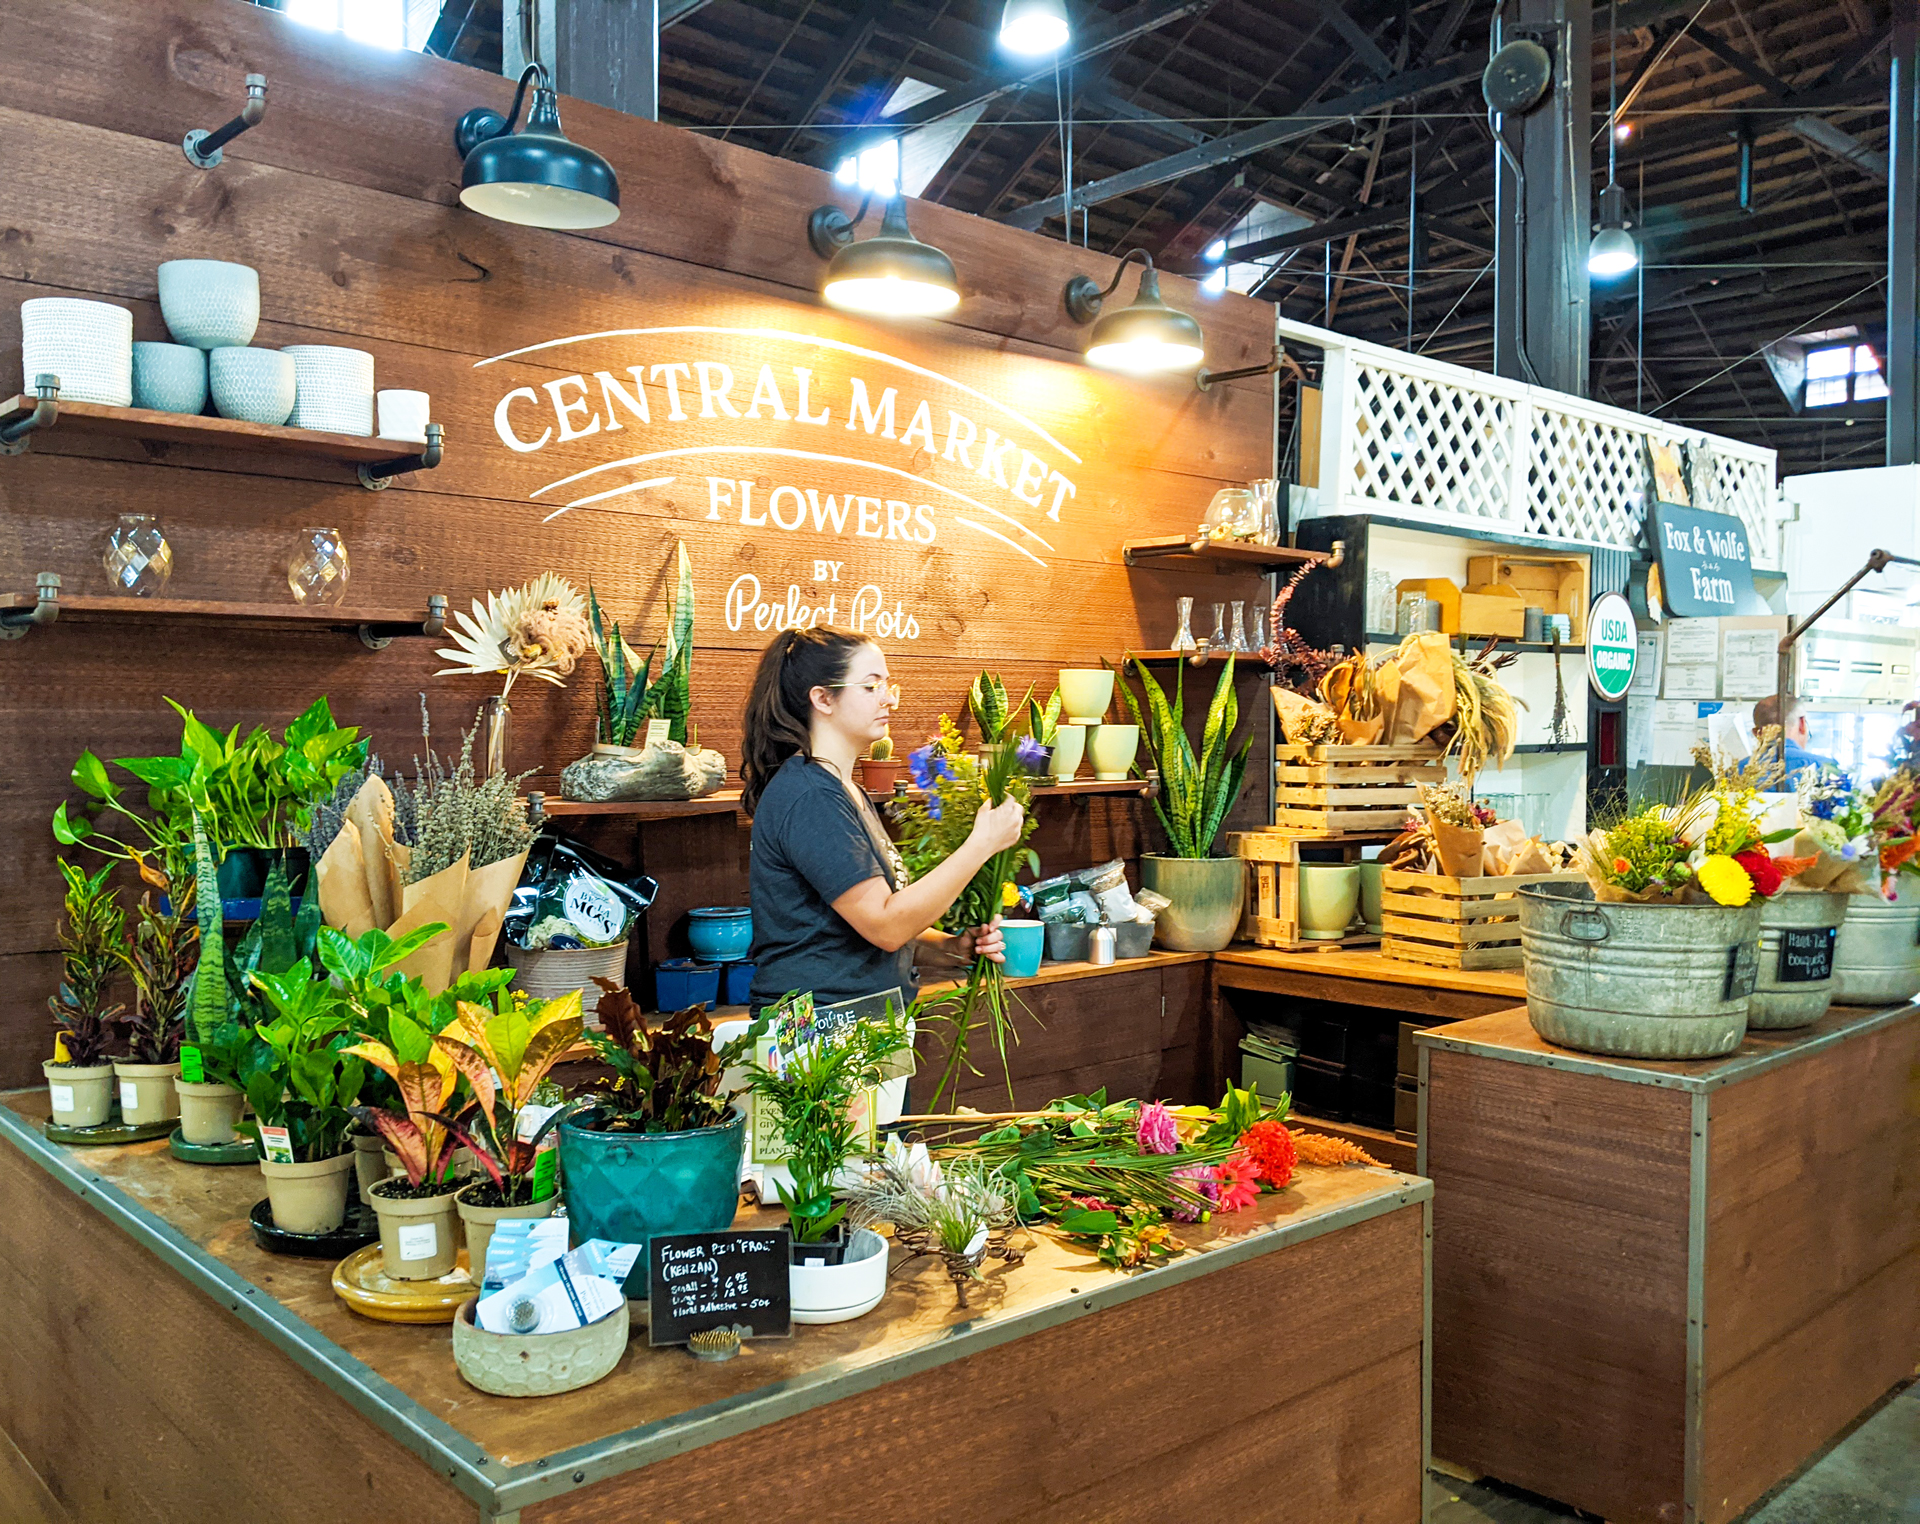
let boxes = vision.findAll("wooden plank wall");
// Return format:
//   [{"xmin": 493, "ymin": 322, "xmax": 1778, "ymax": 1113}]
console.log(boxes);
[{"xmin": 0, "ymin": 0, "xmax": 1280, "ymax": 1087}]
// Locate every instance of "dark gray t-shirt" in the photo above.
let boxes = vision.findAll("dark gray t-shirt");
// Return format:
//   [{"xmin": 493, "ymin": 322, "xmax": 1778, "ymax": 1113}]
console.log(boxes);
[{"xmin": 747, "ymin": 754, "xmax": 915, "ymax": 1011}]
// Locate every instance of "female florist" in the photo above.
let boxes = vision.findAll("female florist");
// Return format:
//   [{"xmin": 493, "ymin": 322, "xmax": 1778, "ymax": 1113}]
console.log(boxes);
[{"xmin": 0, "ymin": 6, "xmax": 1914, "ymax": 1524}]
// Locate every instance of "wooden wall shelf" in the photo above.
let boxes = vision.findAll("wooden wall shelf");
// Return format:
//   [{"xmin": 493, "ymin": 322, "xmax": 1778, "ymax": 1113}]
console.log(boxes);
[
  {"xmin": 1121, "ymin": 536, "xmax": 1327, "ymax": 573},
  {"xmin": 0, "ymin": 388, "xmax": 443, "ymax": 489},
  {"xmin": 0, "ymin": 577, "xmax": 447, "ymax": 649},
  {"xmin": 530, "ymin": 776, "xmax": 1155, "ymax": 821}
]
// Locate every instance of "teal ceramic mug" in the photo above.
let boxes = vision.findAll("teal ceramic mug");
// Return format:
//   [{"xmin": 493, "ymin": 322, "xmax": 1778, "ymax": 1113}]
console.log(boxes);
[{"xmin": 999, "ymin": 919, "xmax": 1045, "ymax": 977}]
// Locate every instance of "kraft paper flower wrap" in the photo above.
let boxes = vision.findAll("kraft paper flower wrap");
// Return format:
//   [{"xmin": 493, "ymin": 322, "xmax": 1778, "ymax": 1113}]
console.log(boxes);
[{"xmin": 1578, "ymin": 783, "xmax": 1803, "ymax": 907}]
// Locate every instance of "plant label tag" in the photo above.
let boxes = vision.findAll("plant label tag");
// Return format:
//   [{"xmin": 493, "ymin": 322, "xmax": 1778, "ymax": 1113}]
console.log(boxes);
[
  {"xmin": 48, "ymin": 1084, "xmax": 74, "ymax": 1113},
  {"xmin": 561, "ymin": 877, "xmax": 626, "ymax": 945},
  {"xmin": 259, "ymin": 1124, "xmax": 295, "ymax": 1164},
  {"xmin": 644, "ymin": 718, "xmax": 671, "ymax": 748},
  {"xmin": 52, "ymin": 1035, "xmax": 70, "ymax": 1064},
  {"xmin": 398, "ymin": 1222, "xmax": 438, "ymax": 1261},
  {"xmin": 1722, "ymin": 942, "xmax": 1759, "ymax": 1002},
  {"xmin": 179, "ymin": 1045, "xmax": 205, "ymax": 1084},
  {"xmin": 1778, "ymin": 927, "xmax": 1836, "ymax": 983},
  {"xmin": 119, "ymin": 1081, "xmax": 138, "ymax": 1113},
  {"xmin": 531, "ymin": 1147, "xmax": 558, "ymax": 1202}
]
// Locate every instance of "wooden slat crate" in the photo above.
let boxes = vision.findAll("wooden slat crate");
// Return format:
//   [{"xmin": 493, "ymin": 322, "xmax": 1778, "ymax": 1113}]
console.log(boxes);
[
  {"xmin": 1273, "ymin": 743, "xmax": 1445, "ymax": 833},
  {"xmin": 1228, "ymin": 829, "xmax": 1390, "ymax": 951},
  {"xmin": 1378, "ymin": 868, "xmax": 1586, "ymax": 970}
]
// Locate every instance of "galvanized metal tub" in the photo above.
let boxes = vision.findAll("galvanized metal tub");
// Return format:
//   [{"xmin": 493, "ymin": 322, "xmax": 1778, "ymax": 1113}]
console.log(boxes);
[
  {"xmin": 1830, "ymin": 892, "xmax": 1920, "ymax": 1006},
  {"xmin": 1749, "ymin": 890, "xmax": 1847, "ymax": 1029},
  {"xmin": 1517, "ymin": 882, "xmax": 1759, "ymax": 1058}
]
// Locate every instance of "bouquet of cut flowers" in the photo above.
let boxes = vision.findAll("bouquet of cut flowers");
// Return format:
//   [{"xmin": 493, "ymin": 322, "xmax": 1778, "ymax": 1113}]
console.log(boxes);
[
  {"xmin": 1783, "ymin": 767, "xmax": 1882, "ymax": 895},
  {"xmin": 893, "ymin": 713, "xmax": 1047, "ymax": 1109},
  {"xmin": 1578, "ymin": 782, "xmax": 1804, "ymax": 907}
]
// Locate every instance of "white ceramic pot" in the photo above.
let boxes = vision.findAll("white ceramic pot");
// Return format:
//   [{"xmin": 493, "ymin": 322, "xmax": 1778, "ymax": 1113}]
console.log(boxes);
[
  {"xmin": 368, "ymin": 1178, "xmax": 462, "ymax": 1280},
  {"xmin": 43, "ymin": 1060, "xmax": 114, "ymax": 1128},
  {"xmin": 113, "ymin": 1059, "xmax": 182, "ymax": 1125},
  {"xmin": 131, "ymin": 341, "xmax": 208, "ymax": 414},
  {"xmin": 1048, "ymin": 724, "xmax": 1086, "ymax": 779},
  {"xmin": 209, "ymin": 347, "xmax": 296, "ymax": 426},
  {"xmin": 21, "ymin": 297, "xmax": 133, "ymax": 406},
  {"xmin": 1058, "ymin": 668, "xmax": 1114, "ymax": 724},
  {"xmin": 284, "ymin": 345, "xmax": 375, "ymax": 436},
  {"xmin": 1298, "ymin": 863, "xmax": 1361, "ymax": 940},
  {"xmin": 790, "ymin": 1227, "xmax": 890, "ymax": 1324},
  {"xmin": 456, "ymin": 1181, "xmax": 561, "ymax": 1283},
  {"xmin": 260, "ymin": 1153, "xmax": 355, "ymax": 1236},
  {"xmin": 452, "ymin": 1296, "xmax": 628, "ymax": 1397},
  {"xmin": 156, "ymin": 259, "xmax": 259, "ymax": 349},
  {"xmin": 1086, "ymin": 722, "xmax": 1139, "ymax": 781},
  {"xmin": 376, "ymin": 388, "xmax": 431, "ymax": 442},
  {"xmin": 176, "ymin": 1079, "xmax": 246, "ymax": 1146}
]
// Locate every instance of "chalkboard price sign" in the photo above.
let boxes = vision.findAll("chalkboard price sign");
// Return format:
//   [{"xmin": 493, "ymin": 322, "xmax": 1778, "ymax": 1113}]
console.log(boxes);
[
  {"xmin": 648, "ymin": 1230, "xmax": 793, "ymax": 1346},
  {"xmin": 1777, "ymin": 927, "xmax": 1836, "ymax": 983}
]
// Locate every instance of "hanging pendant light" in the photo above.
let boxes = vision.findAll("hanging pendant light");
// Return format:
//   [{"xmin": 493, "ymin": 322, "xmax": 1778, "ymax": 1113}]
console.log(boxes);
[
  {"xmin": 1064, "ymin": 251, "xmax": 1205, "ymax": 376},
  {"xmin": 1588, "ymin": 4, "xmax": 1639, "ymax": 280},
  {"xmin": 806, "ymin": 192, "xmax": 961, "ymax": 318},
  {"xmin": 1000, "ymin": 0, "xmax": 1071, "ymax": 56},
  {"xmin": 454, "ymin": 63, "xmax": 620, "ymax": 230}
]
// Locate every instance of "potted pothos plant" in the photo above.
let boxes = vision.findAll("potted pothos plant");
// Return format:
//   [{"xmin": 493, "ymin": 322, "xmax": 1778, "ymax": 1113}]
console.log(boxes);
[
  {"xmin": 429, "ymin": 989, "xmax": 584, "ymax": 1274},
  {"xmin": 545, "ymin": 986, "xmax": 762, "ymax": 1295},
  {"xmin": 240, "ymin": 924, "xmax": 441, "ymax": 1235},
  {"xmin": 742, "ymin": 992, "xmax": 912, "ymax": 1323},
  {"xmin": 1120, "ymin": 655, "xmax": 1254, "ymax": 951},
  {"xmin": 45, "ymin": 859, "xmax": 125, "ymax": 1130}
]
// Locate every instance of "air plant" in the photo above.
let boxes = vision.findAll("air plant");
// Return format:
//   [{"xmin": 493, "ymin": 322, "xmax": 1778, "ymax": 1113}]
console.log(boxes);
[
  {"xmin": 846, "ymin": 1140, "xmax": 1022, "ymax": 1308},
  {"xmin": 48, "ymin": 859, "xmax": 125, "ymax": 1068},
  {"xmin": 436, "ymin": 572, "xmax": 593, "ymax": 700},
  {"xmin": 586, "ymin": 542, "xmax": 696, "ymax": 747}
]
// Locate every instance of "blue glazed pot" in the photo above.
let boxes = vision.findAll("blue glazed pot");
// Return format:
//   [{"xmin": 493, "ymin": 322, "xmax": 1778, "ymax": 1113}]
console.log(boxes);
[
  {"xmin": 721, "ymin": 960, "xmax": 756, "ymax": 1006},
  {"xmin": 999, "ymin": 919, "xmax": 1045, "ymax": 979},
  {"xmin": 654, "ymin": 959, "xmax": 720, "ymax": 1011},
  {"xmin": 687, "ymin": 906, "xmax": 753, "ymax": 963},
  {"xmin": 558, "ymin": 1105, "xmax": 746, "ymax": 1294}
]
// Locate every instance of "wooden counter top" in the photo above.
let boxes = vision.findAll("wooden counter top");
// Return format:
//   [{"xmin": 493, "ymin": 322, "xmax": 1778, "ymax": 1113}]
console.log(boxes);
[
  {"xmin": 1212, "ymin": 946, "xmax": 1527, "ymax": 999},
  {"xmin": 1414, "ymin": 999, "xmax": 1918, "ymax": 1092},
  {"xmin": 0, "ymin": 1089, "xmax": 1426, "ymax": 1518}
]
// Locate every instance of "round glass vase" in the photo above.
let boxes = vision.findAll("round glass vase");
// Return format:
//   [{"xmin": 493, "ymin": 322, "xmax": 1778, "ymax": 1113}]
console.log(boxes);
[
  {"xmin": 103, "ymin": 513, "xmax": 174, "ymax": 597},
  {"xmin": 288, "ymin": 527, "xmax": 350, "ymax": 606}
]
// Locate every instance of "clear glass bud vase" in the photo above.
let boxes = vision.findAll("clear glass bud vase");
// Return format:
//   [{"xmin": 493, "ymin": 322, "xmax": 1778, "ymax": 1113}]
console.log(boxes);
[{"xmin": 1172, "ymin": 596, "xmax": 1197, "ymax": 652}]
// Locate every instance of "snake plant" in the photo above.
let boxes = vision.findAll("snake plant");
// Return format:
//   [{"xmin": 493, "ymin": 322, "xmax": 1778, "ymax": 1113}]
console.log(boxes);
[
  {"xmin": 589, "ymin": 542, "xmax": 696, "ymax": 746},
  {"xmin": 1118, "ymin": 655, "xmax": 1252, "ymax": 859}
]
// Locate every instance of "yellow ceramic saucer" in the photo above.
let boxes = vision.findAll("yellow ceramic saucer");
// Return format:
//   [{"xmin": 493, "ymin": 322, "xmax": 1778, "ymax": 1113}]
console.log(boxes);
[{"xmin": 332, "ymin": 1243, "xmax": 475, "ymax": 1323}]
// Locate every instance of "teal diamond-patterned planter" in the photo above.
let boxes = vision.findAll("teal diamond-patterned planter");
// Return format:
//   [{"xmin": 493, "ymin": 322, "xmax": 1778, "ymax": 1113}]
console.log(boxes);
[{"xmin": 558, "ymin": 1105, "xmax": 746, "ymax": 1295}]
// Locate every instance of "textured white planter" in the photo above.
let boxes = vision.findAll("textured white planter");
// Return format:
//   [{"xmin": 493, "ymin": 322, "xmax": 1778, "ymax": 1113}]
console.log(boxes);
[
  {"xmin": 790, "ymin": 1227, "xmax": 889, "ymax": 1324},
  {"xmin": 22, "ymin": 297, "xmax": 132, "ymax": 406},
  {"xmin": 284, "ymin": 345, "xmax": 375, "ymax": 435},
  {"xmin": 452, "ymin": 1296, "xmax": 628, "ymax": 1397}
]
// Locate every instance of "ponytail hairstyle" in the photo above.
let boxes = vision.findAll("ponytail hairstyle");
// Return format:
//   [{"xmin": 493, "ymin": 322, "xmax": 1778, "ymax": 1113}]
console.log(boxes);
[{"xmin": 741, "ymin": 626, "xmax": 872, "ymax": 814}]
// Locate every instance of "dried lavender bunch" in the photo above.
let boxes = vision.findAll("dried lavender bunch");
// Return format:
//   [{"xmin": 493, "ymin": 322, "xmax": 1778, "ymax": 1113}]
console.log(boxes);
[{"xmin": 405, "ymin": 713, "xmax": 534, "ymax": 884}]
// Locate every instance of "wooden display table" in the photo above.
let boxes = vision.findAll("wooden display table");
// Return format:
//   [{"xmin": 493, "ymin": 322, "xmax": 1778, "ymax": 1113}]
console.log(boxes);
[
  {"xmin": 0, "ymin": 1090, "xmax": 1431, "ymax": 1524},
  {"xmin": 1417, "ymin": 1002, "xmax": 1920, "ymax": 1524}
]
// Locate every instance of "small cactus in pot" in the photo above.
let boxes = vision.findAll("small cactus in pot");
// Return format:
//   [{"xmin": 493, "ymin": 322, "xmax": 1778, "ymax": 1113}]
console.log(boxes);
[{"xmin": 859, "ymin": 732, "xmax": 909, "ymax": 794}]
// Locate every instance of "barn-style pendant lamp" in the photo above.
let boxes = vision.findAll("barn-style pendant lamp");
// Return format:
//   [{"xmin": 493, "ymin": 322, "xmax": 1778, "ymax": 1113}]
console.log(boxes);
[
  {"xmin": 1588, "ymin": 3, "xmax": 1639, "ymax": 280},
  {"xmin": 806, "ymin": 192, "xmax": 961, "ymax": 318},
  {"xmin": 1064, "ymin": 250, "xmax": 1206, "ymax": 376},
  {"xmin": 454, "ymin": 63, "xmax": 621, "ymax": 230},
  {"xmin": 1000, "ymin": 0, "xmax": 1071, "ymax": 55}
]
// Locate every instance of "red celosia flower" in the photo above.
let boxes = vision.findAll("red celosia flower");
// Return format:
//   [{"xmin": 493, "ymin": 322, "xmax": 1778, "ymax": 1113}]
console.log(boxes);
[
  {"xmin": 1734, "ymin": 850, "xmax": 1782, "ymax": 898},
  {"xmin": 1212, "ymin": 1152, "xmax": 1261, "ymax": 1214},
  {"xmin": 1612, "ymin": 857, "xmax": 1632, "ymax": 874},
  {"xmin": 1236, "ymin": 1119, "xmax": 1297, "ymax": 1189}
]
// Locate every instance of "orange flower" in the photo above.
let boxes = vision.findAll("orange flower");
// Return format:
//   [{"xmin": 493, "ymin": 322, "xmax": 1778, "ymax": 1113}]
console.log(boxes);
[
  {"xmin": 1612, "ymin": 856, "xmax": 1632, "ymax": 874},
  {"xmin": 1881, "ymin": 837, "xmax": 1920, "ymax": 873},
  {"xmin": 1774, "ymin": 854, "xmax": 1819, "ymax": 879},
  {"xmin": 1237, "ymin": 1119, "xmax": 1298, "ymax": 1189}
]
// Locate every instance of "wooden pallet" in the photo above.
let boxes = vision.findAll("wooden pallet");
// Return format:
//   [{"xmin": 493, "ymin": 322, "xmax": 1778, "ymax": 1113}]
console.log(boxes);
[
  {"xmin": 1228, "ymin": 828, "xmax": 1393, "ymax": 951},
  {"xmin": 1378, "ymin": 868, "xmax": 1585, "ymax": 970},
  {"xmin": 1273, "ymin": 743, "xmax": 1444, "ymax": 833}
]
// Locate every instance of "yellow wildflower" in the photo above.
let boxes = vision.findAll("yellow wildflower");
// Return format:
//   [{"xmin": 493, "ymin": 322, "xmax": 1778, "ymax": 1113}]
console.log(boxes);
[
  {"xmin": 1697, "ymin": 854, "xmax": 1753, "ymax": 907},
  {"xmin": 1001, "ymin": 881, "xmax": 1020, "ymax": 908}
]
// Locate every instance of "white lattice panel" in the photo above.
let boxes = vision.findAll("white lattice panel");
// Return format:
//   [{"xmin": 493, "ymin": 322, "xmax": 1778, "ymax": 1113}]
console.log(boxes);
[
  {"xmin": 1526, "ymin": 404, "xmax": 1645, "ymax": 546},
  {"xmin": 1347, "ymin": 360, "xmax": 1517, "ymax": 524}
]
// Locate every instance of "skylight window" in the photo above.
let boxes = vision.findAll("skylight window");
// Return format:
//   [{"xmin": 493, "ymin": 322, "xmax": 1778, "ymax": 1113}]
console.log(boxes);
[
  {"xmin": 1805, "ymin": 343, "xmax": 1886, "ymax": 408},
  {"xmin": 286, "ymin": 0, "xmax": 442, "ymax": 50}
]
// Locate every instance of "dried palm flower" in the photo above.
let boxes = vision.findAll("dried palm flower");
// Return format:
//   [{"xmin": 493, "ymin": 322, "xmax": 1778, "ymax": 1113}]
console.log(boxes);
[
  {"xmin": 437, "ymin": 573, "xmax": 592, "ymax": 700},
  {"xmin": 1292, "ymin": 1131, "xmax": 1383, "ymax": 1168}
]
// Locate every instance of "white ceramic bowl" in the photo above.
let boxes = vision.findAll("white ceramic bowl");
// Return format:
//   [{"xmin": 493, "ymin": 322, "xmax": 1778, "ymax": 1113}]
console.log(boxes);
[
  {"xmin": 21, "ymin": 297, "xmax": 133, "ymax": 406},
  {"xmin": 789, "ymin": 1227, "xmax": 890, "ymax": 1324},
  {"xmin": 157, "ymin": 260, "xmax": 260, "ymax": 349},
  {"xmin": 284, "ymin": 345, "xmax": 374, "ymax": 435},
  {"xmin": 209, "ymin": 346, "xmax": 296, "ymax": 426},
  {"xmin": 131, "ymin": 342, "xmax": 208, "ymax": 415}
]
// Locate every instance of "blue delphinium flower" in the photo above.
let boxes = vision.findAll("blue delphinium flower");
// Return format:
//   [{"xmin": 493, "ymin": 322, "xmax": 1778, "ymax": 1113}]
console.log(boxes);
[
  {"xmin": 907, "ymin": 744, "xmax": 941, "ymax": 791},
  {"xmin": 1013, "ymin": 735, "xmax": 1052, "ymax": 774}
]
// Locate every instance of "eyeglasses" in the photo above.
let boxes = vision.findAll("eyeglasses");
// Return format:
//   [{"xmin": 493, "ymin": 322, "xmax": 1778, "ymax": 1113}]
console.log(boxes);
[{"xmin": 828, "ymin": 679, "xmax": 900, "ymax": 704}]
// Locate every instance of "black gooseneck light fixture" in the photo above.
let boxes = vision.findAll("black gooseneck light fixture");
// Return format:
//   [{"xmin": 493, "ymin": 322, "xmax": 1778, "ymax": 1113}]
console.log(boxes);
[
  {"xmin": 806, "ymin": 191, "xmax": 961, "ymax": 318},
  {"xmin": 1064, "ymin": 249, "xmax": 1206, "ymax": 378},
  {"xmin": 455, "ymin": 63, "xmax": 621, "ymax": 230}
]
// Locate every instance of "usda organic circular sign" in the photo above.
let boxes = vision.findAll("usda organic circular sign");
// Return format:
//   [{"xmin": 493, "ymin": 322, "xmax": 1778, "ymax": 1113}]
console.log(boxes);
[{"xmin": 1588, "ymin": 591, "xmax": 1637, "ymax": 701}]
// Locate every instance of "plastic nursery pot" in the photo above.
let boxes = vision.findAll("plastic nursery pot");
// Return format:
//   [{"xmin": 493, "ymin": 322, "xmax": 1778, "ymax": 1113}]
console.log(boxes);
[
  {"xmin": 1140, "ymin": 856, "xmax": 1247, "ymax": 952},
  {"xmin": 456, "ymin": 1179, "xmax": 560, "ymax": 1284},
  {"xmin": 368, "ymin": 1178, "xmax": 463, "ymax": 1281},
  {"xmin": 259, "ymin": 1153, "xmax": 355, "ymax": 1236},
  {"xmin": 558, "ymin": 1104, "xmax": 747, "ymax": 1296},
  {"xmin": 175, "ymin": 1079, "xmax": 245, "ymax": 1146},
  {"xmin": 352, "ymin": 1129, "xmax": 388, "ymax": 1200},
  {"xmin": 999, "ymin": 920, "xmax": 1045, "ymax": 979},
  {"xmin": 43, "ymin": 1060, "xmax": 114, "ymax": 1129},
  {"xmin": 653, "ymin": 958, "xmax": 720, "ymax": 1011},
  {"xmin": 687, "ymin": 907, "xmax": 753, "ymax": 963},
  {"xmin": 113, "ymin": 1059, "xmax": 183, "ymax": 1126},
  {"xmin": 790, "ymin": 1226, "xmax": 890, "ymax": 1325}
]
